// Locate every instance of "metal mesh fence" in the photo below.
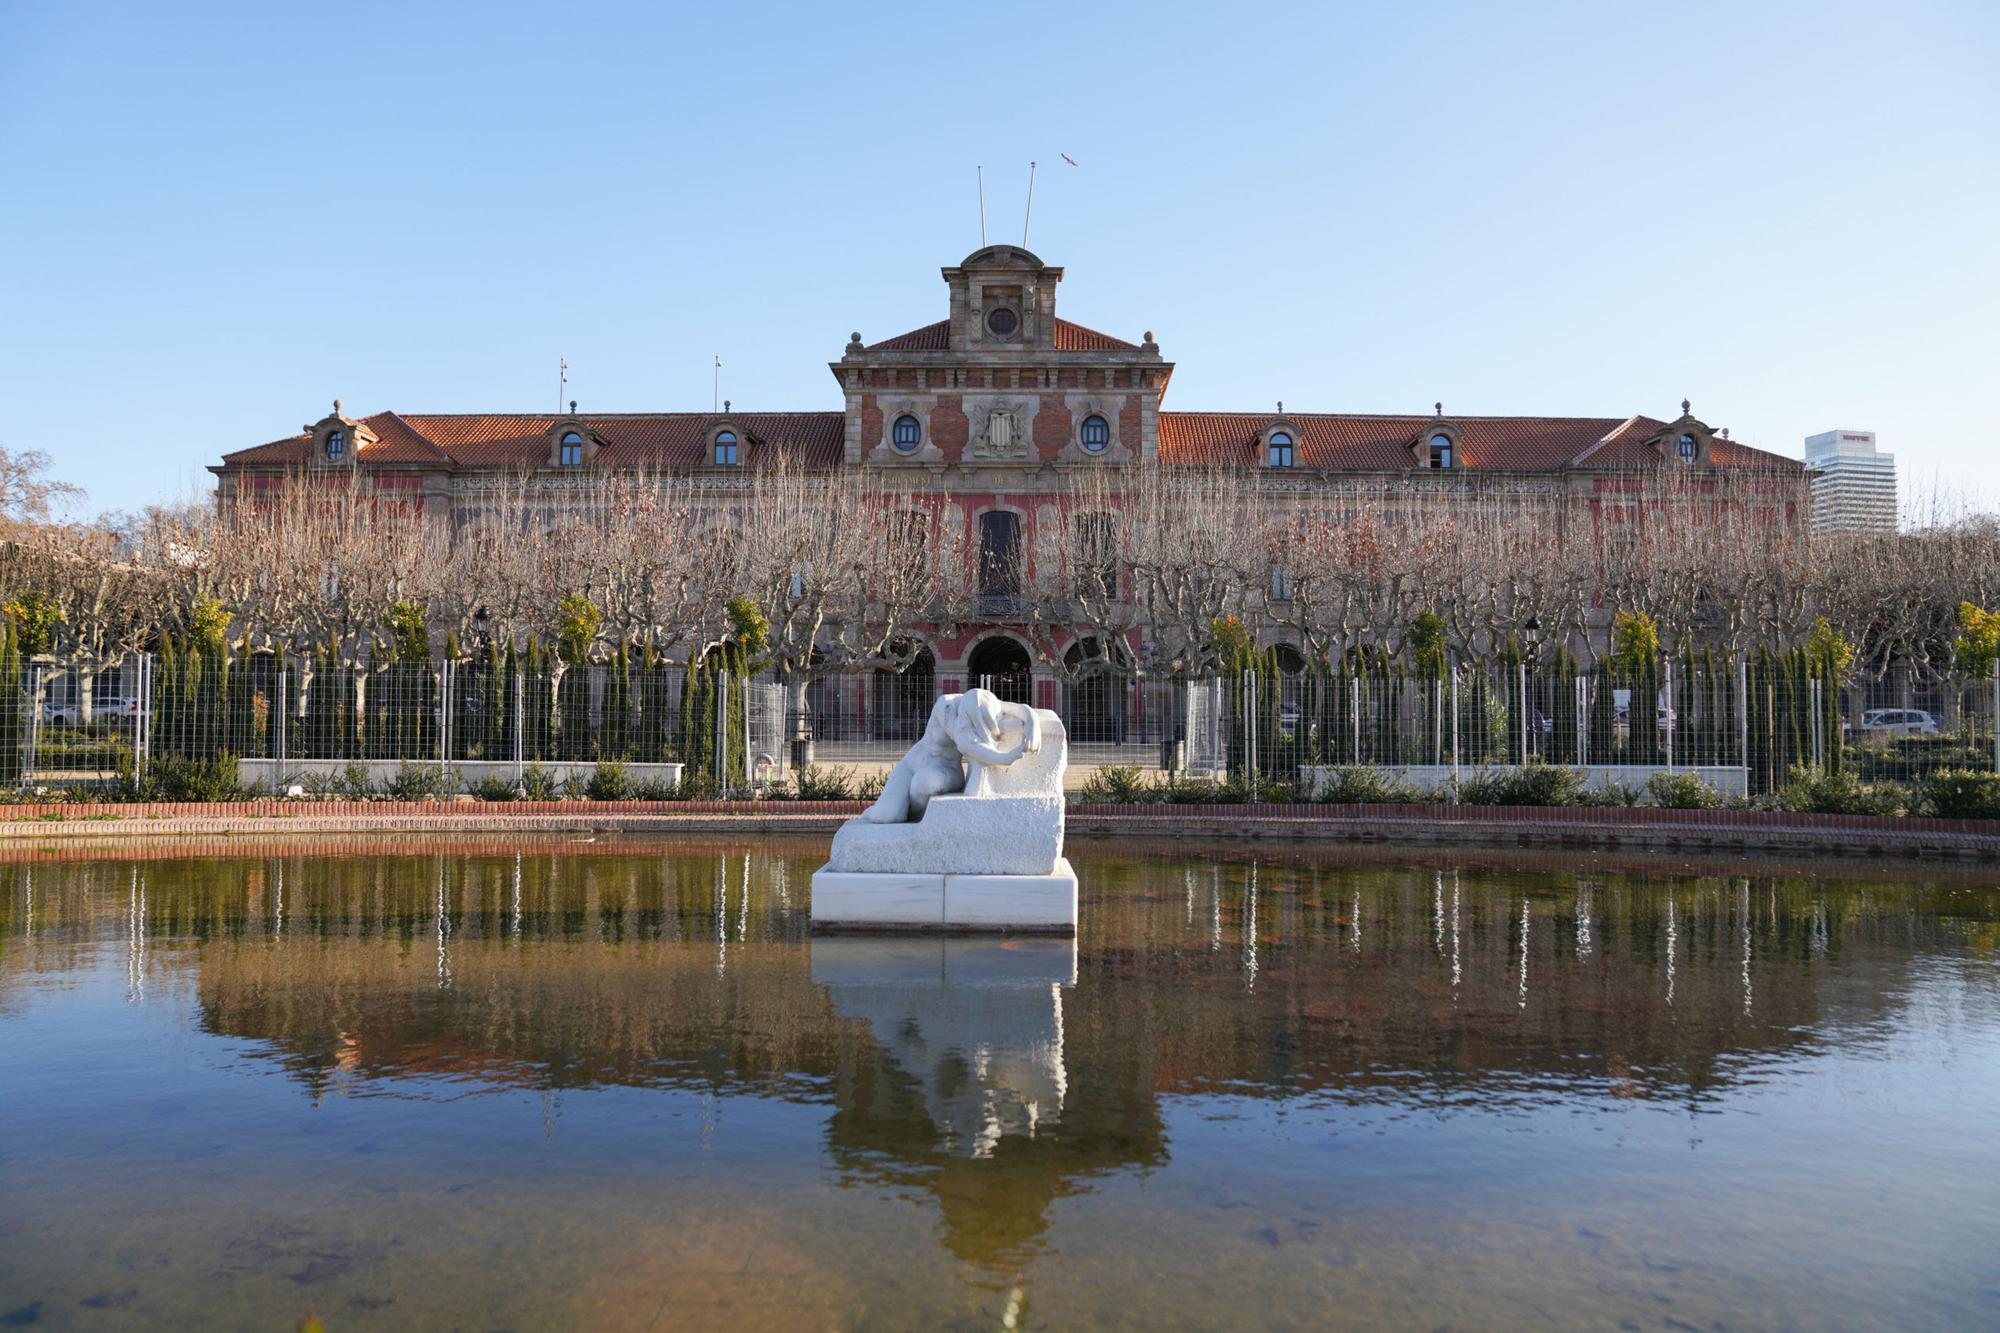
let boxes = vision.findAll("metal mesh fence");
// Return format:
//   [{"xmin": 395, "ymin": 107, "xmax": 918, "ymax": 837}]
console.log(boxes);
[{"xmin": 6, "ymin": 651, "xmax": 1996, "ymax": 799}]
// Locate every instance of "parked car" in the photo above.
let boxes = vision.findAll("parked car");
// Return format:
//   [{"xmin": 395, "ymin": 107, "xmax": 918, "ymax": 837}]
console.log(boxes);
[
  {"xmin": 1843, "ymin": 708, "xmax": 1941, "ymax": 738},
  {"xmin": 40, "ymin": 701, "xmax": 85, "ymax": 727},
  {"xmin": 39, "ymin": 697, "xmax": 141, "ymax": 727}
]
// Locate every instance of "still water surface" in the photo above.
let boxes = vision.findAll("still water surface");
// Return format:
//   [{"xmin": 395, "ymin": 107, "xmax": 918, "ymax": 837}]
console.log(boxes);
[{"xmin": 2, "ymin": 839, "xmax": 1998, "ymax": 1329}]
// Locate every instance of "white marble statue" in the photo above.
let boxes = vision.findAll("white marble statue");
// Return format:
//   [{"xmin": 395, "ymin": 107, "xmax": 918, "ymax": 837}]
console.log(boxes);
[
  {"xmin": 861, "ymin": 688, "xmax": 1043, "ymax": 824},
  {"xmin": 813, "ymin": 688, "xmax": 1075, "ymax": 929}
]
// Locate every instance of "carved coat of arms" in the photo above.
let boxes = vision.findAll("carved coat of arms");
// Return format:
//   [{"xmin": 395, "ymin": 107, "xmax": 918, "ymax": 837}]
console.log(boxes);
[{"xmin": 971, "ymin": 401, "xmax": 1031, "ymax": 459}]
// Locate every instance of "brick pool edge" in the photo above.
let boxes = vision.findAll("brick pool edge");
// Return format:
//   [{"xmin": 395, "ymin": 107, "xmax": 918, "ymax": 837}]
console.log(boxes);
[{"xmin": 0, "ymin": 800, "xmax": 1995, "ymax": 863}]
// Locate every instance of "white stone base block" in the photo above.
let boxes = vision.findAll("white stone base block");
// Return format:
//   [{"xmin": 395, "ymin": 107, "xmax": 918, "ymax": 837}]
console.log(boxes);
[
  {"xmin": 808, "ymin": 871, "xmax": 944, "ymax": 928},
  {"xmin": 811, "ymin": 859, "xmax": 1077, "ymax": 934}
]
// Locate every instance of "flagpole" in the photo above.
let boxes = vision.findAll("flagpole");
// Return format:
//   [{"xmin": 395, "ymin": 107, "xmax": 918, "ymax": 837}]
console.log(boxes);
[
  {"xmin": 1022, "ymin": 161, "xmax": 1037, "ymax": 246},
  {"xmin": 977, "ymin": 165, "xmax": 987, "ymax": 246}
]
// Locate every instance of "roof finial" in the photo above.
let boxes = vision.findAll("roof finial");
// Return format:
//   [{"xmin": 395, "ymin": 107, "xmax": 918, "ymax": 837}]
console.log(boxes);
[
  {"xmin": 1276, "ymin": 400, "xmax": 1283, "ymax": 414},
  {"xmin": 724, "ymin": 399, "xmax": 731, "ymax": 412},
  {"xmin": 333, "ymin": 398, "xmax": 342, "ymax": 417},
  {"xmin": 1435, "ymin": 400, "xmax": 1442, "ymax": 417},
  {"xmin": 569, "ymin": 399, "xmax": 577, "ymax": 415},
  {"xmin": 1681, "ymin": 397, "xmax": 1691, "ymax": 416}
]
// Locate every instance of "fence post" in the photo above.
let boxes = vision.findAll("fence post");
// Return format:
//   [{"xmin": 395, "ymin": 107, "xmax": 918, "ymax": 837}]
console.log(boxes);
[
  {"xmin": 1449, "ymin": 666, "xmax": 1460, "ymax": 788},
  {"xmin": 1809, "ymin": 675, "xmax": 1823, "ymax": 773},
  {"xmin": 1242, "ymin": 668, "xmax": 1257, "ymax": 780},
  {"xmin": 438, "ymin": 659, "xmax": 451, "ymax": 787},
  {"xmin": 1735, "ymin": 654, "xmax": 1750, "ymax": 780},
  {"xmin": 22, "ymin": 663, "xmax": 41, "ymax": 790},
  {"xmin": 273, "ymin": 667, "xmax": 286, "ymax": 778},
  {"xmin": 1991, "ymin": 661, "xmax": 1998, "ymax": 775},
  {"xmin": 1350, "ymin": 675, "xmax": 1361, "ymax": 765},
  {"xmin": 715, "ymin": 671, "xmax": 729, "ymax": 795},
  {"xmin": 1664, "ymin": 658, "xmax": 1675, "ymax": 770},
  {"xmin": 513, "ymin": 668, "xmax": 524, "ymax": 785},
  {"xmin": 136, "ymin": 652, "xmax": 154, "ymax": 785},
  {"xmin": 1517, "ymin": 658, "xmax": 1528, "ymax": 766},
  {"xmin": 1575, "ymin": 675, "xmax": 1587, "ymax": 767}
]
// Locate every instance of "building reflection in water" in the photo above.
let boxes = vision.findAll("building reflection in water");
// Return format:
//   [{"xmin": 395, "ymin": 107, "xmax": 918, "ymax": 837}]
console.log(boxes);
[{"xmin": 5, "ymin": 841, "xmax": 1995, "ymax": 1271}]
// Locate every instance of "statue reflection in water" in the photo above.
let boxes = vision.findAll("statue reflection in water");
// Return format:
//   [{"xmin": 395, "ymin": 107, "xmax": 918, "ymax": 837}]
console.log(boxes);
[
  {"xmin": 812, "ymin": 933, "xmax": 1139, "ymax": 1269},
  {"xmin": 814, "ymin": 936, "xmax": 1073, "ymax": 1157}
]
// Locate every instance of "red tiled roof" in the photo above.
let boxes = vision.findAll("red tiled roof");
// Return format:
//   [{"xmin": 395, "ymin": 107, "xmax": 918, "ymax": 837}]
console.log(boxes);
[
  {"xmin": 865, "ymin": 317, "xmax": 1139, "ymax": 352},
  {"xmin": 1052, "ymin": 319, "xmax": 1138, "ymax": 351},
  {"xmin": 221, "ymin": 411, "xmax": 845, "ymax": 470},
  {"xmin": 866, "ymin": 320, "xmax": 949, "ymax": 351},
  {"xmin": 1158, "ymin": 412, "xmax": 1799, "ymax": 471}
]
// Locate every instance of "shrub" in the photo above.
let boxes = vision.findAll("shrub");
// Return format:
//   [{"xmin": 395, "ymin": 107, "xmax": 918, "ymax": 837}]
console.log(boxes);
[
  {"xmin": 585, "ymin": 759, "xmax": 630, "ymax": 801},
  {"xmin": 145, "ymin": 753, "xmax": 249, "ymax": 802},
  {"xmin": 629, "ymin": 777, "xmax": 683, "ymax": 801},
  {"xmin": 789, "ymin": 766, "xmax": 861, "ymax": 801},
  {"xmin": 854, "ymin": 771, "xmax": 886, "ymax": 803},
  {"xmin": 518, "ymin": 762, "xmax": 560, "ymax": 801},
  {"xmin": 1599, "ymin": 779, "xmax": 1644, "ymax": 807},
  {"xmin": 1645, "ymin": 772, "xmax": 1721, "ymax": 809},
  {"xmin": 1919, "ymin": 770, "xmax": 2000, "ymax": 820},
  {"xmin": 1077, "ymin": 765, "xmax": 1150, "ymax": 803},
  {"xmin": 1775, "ymin": 766, "xmax": 1907, "ymax": 817},
  {"xmin": 468, "ymin": 774, "xmax": 519, "ymax": 801},
  {"xmin": 1457, "ymin": 764, "xmax": 1590, "ymax": 807},
  {"xmin": 385, "ymin": 762, "xmax": 455, "ymax": 800},
  {"xmin": 1313, "ymin": 766, "xmax": 1421, "ymax": 805}
]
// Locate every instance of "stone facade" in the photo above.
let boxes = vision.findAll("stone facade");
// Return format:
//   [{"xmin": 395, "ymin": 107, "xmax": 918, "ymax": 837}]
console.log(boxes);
[{"xmin": 212, "ymin": 247, "xmax": 1805, "ymax": 708}]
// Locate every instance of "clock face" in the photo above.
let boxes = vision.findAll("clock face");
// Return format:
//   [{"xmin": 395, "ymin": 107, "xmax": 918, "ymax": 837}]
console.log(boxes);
[{"xmin": 985, "ymin": 307, "xmax": 1019, "ymax": 337}]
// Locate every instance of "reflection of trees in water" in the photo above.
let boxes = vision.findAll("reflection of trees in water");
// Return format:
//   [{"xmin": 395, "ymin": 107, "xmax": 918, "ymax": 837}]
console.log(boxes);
[{"xmin": 3, "ymin": 850, "xmax": 1995, "ymax": 1262}]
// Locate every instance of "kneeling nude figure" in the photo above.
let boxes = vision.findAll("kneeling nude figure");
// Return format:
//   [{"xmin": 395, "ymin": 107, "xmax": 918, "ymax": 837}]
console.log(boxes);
[{"xmin": 861, "ymin": 688, "xmax": 1042, "ymax": 824}]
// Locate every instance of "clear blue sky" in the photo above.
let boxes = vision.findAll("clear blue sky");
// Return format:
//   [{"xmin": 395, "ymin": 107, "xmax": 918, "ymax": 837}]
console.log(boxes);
[{"xmin": 3, "ymin": 0, "xmax": 1995, "ymax": 517}]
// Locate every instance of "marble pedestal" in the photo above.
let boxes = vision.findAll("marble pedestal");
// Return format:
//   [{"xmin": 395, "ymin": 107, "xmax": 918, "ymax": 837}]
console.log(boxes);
[{"xmin": 810, "ymin": 858, "xmax": 1077, "ymax": 934}]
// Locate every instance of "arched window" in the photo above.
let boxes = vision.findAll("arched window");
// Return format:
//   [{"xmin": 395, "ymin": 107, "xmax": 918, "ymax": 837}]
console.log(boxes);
[
  {"xmin": 891, "ymin": 414, "xmax": 922, "ymax": 452},
  {"xmin": 1080, "ymin": 414, "xmax": 1111, "ymax": 453},
  {"xmin": 559, "ymin": 430, "xmax": 584, "ymax": 466},
  {"xmin": 1429, "ymin": 434, "xmax": 1453, "ymax": 469},
  {"xmin": 326, "ymin": 430, "xmax": 346, "ymax": 462},
  {"xmin": 713, "ymin": 430, "xmax": 738, "ymax": 466},
  {"xmin": 1268, "ymin": 431, "xmax": 1294, "ymax": 468},
  {"xmin": 1677, "ymin": 433, "xmax": 1698, "ymax": 462}
]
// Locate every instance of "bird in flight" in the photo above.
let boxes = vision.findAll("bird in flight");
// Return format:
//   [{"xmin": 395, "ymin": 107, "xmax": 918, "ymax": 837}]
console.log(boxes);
[{"xmin": 1060, "ymin": 153, "xmax": 1078, "ymax": 167}]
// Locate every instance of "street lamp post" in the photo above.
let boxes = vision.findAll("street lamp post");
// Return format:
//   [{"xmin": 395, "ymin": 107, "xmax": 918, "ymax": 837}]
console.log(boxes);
[{"xmin": 1521, "ymin": 617, "xmax": 1542, "ymax": 764}]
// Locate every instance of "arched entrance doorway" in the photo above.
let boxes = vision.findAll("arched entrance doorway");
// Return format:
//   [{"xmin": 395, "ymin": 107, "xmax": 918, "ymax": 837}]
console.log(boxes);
[
  {"xmin": 965, "ymin": 636, "xmax": 1034, "ymax": 707},
  {"xmin": 1062, "ymin": 638, "xmax": 1128, "ymax": 745}
]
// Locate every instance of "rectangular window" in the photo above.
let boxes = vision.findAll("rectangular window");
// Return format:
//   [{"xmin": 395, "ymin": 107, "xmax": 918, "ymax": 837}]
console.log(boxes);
[{"xmin": 978, "ymin": 511, "xmax": 1022, "ymax": 598}]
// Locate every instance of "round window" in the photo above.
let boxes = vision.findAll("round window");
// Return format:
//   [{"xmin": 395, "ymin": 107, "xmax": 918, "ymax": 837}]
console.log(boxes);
[
  {"xmin": 891, "ymin": 414, "xmax": 922, "ymax": 453},
  {"xmin": 1080, "ymin": 414, "xmax": 1111, "ymax": 453},
  {"xmin": 985, "ymin": 307, "xmax": 1019, "ymax": 337}
]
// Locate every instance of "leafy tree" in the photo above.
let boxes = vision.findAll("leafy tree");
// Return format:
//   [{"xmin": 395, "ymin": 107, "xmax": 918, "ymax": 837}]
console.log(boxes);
[
  {"xmin": 382, "ymin": 600, "xmax": 430, "ymax": 662},
  {"xmin": 1609, "ymin": 610, "xmax": 1661, "ymax": 674},
  {"xmin": 555, "ymin": 594, "xmax": 601, "ymax": 666},
  {"xmin": 1956, "ymin": 602, "xmax": 2000, "ymax": 676},
  {"xmin": 3, "ymin": 589, "xmax": 64, "ymax": 655},
  {"xmin": 1407, "ymin": 609, "xmax": 1448, "ymax": 677}
]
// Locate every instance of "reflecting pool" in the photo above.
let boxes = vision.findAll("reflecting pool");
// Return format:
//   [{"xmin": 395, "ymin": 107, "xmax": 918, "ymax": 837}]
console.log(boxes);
[{"xmin": 2, "ymin": 838, "xmax": 1997, "ymax": 1329}]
